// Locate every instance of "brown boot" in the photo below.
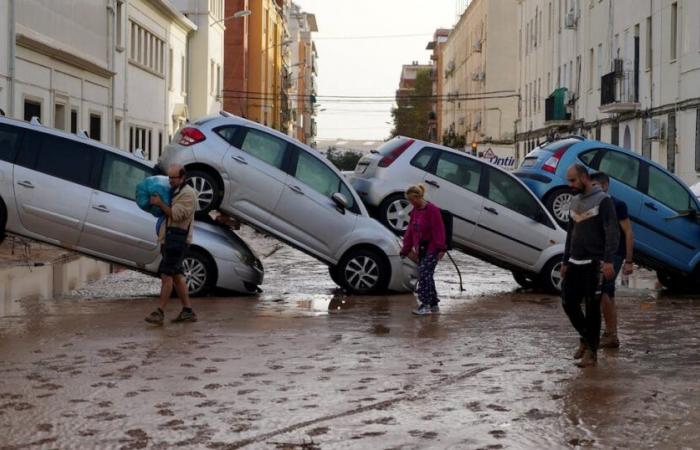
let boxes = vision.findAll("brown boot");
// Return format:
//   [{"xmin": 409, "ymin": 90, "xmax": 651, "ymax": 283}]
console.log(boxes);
[
  {"xmin": 576, "ymin": 350, "xmax": 597, "ymax": 368},
  {"xmin": 600, "ymin": 332, "xmax": 620, "ymax": 349},
  {"xmin": 573, "ymin": 341, "xmax": 586, "ymax": 359}
]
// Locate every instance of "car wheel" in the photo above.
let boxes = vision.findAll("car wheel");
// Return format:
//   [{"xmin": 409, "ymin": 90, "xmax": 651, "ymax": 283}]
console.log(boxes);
[
  {"xmin": 378, "ymin": 193, "xmax": 412, "ymax": 235},
  {"xmin": 657, "ymin": 270, "xmax": 693, "ymax": 293},
  {"xmin": 338, "ymin": 249, "xmax": 390, "ymax": 294},
  {"xmin": 182, "ymin": 248, "xmax": 216, "ymax": 297},
  {"xmin": 186, "ymin": 170, "xmax": 222, "ymax": 217},
  {"xmin": 328, "ymin": 265, "xmax": 346, "ymax": 289},
  {"xmin": 545, "ymin": 188, "xmax": 574, "ymax": 227},
  {"xmin": 539, "ymin": 257, "xmax": 564, "ymax": 294},
  {"xmin": 512, "ymin": 271, "xmax": 538, "ymax": 290}
]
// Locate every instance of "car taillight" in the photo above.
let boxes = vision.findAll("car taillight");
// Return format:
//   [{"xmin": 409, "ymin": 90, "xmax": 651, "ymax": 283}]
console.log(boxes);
[
  {"xmin": 178, "ymin": 127, "xmax": 206, "ymax": 146},
  {"xmin": 378, "ymin": 139, "xmax": 415, "ymax": 167},
  {"xmin": 542, "ymin": 147, "xmax": 569, "ymax": 173}
]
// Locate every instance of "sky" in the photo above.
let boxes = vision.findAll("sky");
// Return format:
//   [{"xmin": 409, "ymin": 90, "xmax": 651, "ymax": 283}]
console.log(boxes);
[{"xmin": 292, "ymin": 0, "xmax": 460, "ymax": 141}]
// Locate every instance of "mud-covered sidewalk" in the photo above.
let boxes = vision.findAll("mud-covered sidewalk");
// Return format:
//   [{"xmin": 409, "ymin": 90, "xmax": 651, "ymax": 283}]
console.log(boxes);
[{"xmin": 1, "ymin": 244, "xmax": 699, "ymax": 449}]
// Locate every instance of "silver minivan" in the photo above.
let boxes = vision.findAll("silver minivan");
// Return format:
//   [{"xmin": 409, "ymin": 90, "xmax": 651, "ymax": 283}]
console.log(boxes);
[
  {"xmin": 159, "ymin": 113, "xmax": 416, "ymax": 294},
  {"xmin": 0, "ymin": 117, "xmax": 263, "ymax": 296},
  {"xmin": 349, "ymin": 137, "xmax": 566, "ymax": 292}
]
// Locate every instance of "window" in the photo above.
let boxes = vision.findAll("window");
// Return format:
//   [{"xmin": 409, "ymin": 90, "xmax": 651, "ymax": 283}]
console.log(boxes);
[
  {"xmin": 214, "ymin": 125, "xmax": 240, "ymax": 144},
  {"xmin": 181, "ymin": 55, "xmax": 186, "ymax": 94},
  {"xmin": 293, "ymin": 150, "xmax": 353, "ymax": 209},
  {"xmin": 54, "ymin": 103, "xmax": 66, "ymax": 131},
  {"xmin": 597, "ymin": 43, "xmax": 603, "ymax": 86},
  {"xmin": 90, "ymin": 114, "xmax": 102, "ymax": 141},
  {"xmin": 670, "ymin": 2, "xmax": 678, "ymax": 61},
  {"xmin": 115, "ymin": 118, "xmax": 122, "ymax": 148},
  {"xmin": 24, "ymin": 99, "xmax": 41, "ymax": 122},
  {"xmin": 239, "ymin": 129, "xmax": 287, "ymax": 169},
  {"xmin": 647, "ymin": 165, "xmax": 693, "ymax": 212},
  {"xmin": 128, "ymin": 20, "xmax": 165, "ymax": 76},
  {"xmin": 434, "ymin": 152, "xmax": 481, "ymax": 193},
  {"xmin": 70, "ymin": 109, "xmax": 78, "ymax": 134},
  {"xmin": 0, "ymin": 123, "xmax": 22, "ymax": 163},
  {"xmin": 35, "ymin": 135, "xmax": 94, "ymax": 186},
  {"xmin": 578, "ymin": 149, "xmax": 601, "ymax": 167},
  {"xmin": 646, "ymin": 16, "xmax": 652, "ymax": 70},
  {"xmin": 487, "ymin": 168, "xmax": 542, "ymax": 220},
  {"xmin": 548, "ymin": 2, "xmax": 552, "ymax": 38},
  {"xmin": 99, "ymin": 153, "xmax": 153, "ymax": 200},
  {"xmin": 588, "ymin": 48, "xmax": 594, "ymax": 90},
  {"xmin": 168, "ymin": 48, "xmax": 174, "ymax": 90},
  {"xmin": 598, "ymin": 151, "xmax": 640, "ymax": 187},
  {"xmin": 116, "ymin": 0, "xmax": 124, "ymax": 49},
  {"xmin": 129, "ymin": 125, "xmax": 152, "ymax": 159},
  {"xmin": 410, "ymin": 147, "xmax": 437, "ymax": 170}
]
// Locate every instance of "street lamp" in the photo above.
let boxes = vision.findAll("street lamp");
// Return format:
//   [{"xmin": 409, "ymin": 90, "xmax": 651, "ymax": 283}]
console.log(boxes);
[{"xmin": 210, "ymin": 9, "xmax": 251, "ymax": 27}]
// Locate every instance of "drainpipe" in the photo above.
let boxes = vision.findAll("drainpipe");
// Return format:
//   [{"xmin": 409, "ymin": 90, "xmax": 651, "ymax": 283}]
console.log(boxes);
[{"xmin": 8, "ymin": 0, "xmax": 16, "ymax": 117}]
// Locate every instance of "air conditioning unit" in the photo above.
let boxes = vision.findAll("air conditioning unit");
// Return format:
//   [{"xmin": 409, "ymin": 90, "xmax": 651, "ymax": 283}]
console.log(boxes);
[
  {"xmin": 565, "ymin": 9, "xmax": 577, "ymax": 29},
  {"xmin": 472, "ymin": 40, "xmax": 482, "ymax": 53},
  {"xmin": 613, "ymin": 58, "xmax": 624, "ymax": 76},
  {"xmin": 646, "ymin": 118, "xmax": 666, "ymax": 141}
]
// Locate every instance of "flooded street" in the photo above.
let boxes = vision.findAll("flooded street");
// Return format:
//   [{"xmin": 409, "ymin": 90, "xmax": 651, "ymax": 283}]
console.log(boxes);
[{"xmin": 1, "ymin": 237, "xmax": 700, "ymax": 449}]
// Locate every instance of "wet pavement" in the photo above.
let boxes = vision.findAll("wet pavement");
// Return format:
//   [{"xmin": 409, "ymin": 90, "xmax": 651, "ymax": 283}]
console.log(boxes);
[{"xmin": 1, "ymin": 237, "xmax": 700, "ymax": 449}]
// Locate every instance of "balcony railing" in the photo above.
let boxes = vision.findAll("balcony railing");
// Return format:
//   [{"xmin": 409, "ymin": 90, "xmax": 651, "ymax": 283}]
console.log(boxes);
[{"xmin": 600, "ymin": 71, "xmax": 639, "ymax": 113}]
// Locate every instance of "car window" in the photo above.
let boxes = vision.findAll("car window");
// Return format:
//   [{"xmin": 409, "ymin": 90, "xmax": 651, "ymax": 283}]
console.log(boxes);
[
  {"xmin": 214, "ymin": 125, "xmax": 239, "ymax": 145},
  {"xmin": 647, "ymin": 165, "xmax": 694, "ymax": 212},
  {"xmin": 239, "ymin": 128, "xmax": 287, "ymax": 169},
  {"xmin": 487, "ymin": 167, "xmax": 542, "ymax": 220},
  {"xmin": 578, "ymin": 149, "xmax": 600, "ymax": 168},
  {"xmin": 0, "ymin": 124, "xmax": 22, "ymax": 163},
  {"xmin": 34, "ymin": 135, "xmax": 94, "ymax": 186},
  {"xmin": 100, "ymin": 153, "xmax": 154, "ymax": 200},
  {"xmin": 410, "ymin": 147, "xmax": 437, "ymax": 170},
  {"xmin": 294, "ymin": 149, "xmax": 356, "ymax": 210},
  {"xmin": 598, "ymin": 151, "xmax": 640, "ymax": 188},
  {"xmin": 434, "ymin": 152, "xmax": 481, "ymax": 193}
]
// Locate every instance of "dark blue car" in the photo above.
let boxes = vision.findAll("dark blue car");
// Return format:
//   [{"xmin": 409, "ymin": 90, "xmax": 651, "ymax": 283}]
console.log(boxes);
[{"xmin": 514, "ymin": 137, "xmax": 700, "ymax": 290}]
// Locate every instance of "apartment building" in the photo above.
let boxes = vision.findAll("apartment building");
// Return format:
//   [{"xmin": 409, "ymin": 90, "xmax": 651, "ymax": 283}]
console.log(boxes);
[
  {"xmin": 440, "ymin": 0, "xmax": 518, "ymax": 162},
  {"xmin": 518, "ymin": 0, "xmax": 700, "ymax": 185},
  {"xmin": 426, "ymin": 29, "xmax": 450, "ymax": 143},
  {"xmin": 288, "ymin": 3, "xmax": 318, "ymax": 144}
]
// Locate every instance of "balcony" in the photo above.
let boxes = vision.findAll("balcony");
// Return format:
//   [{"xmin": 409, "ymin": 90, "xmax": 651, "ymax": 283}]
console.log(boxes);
[
  {"xmin": 544, "ymin": 88, "xmax": 572, "ymax": 125},
  {"xmin": 599, "ymin": 71, "xmax": 640, "ymax": 114}
]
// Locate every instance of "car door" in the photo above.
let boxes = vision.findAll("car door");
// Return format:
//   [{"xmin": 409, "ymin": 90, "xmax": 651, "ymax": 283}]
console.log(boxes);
[
  {"xmin": 423, "ymin": 151, "xmax": 484, "ymax": 248},
  {"xmin": 273, "ymin": 145, "xmax": 358, "ymax": 261},
  {"xmin": 596, "ymin": 149, "xmax": 643, "ymax": 223},
  {"xmin": 637, "ymin": 164, "xmax": 700, "ymax": 271},
  {"xmin": 220, "ymin": 126, "xmax": 289, "ymax": 226},
  {"xmin": 472, "ymin": 166, "xmax": 555, "ymax": 268},
  {"xmin": 0, "ymin": 123, "xmax": 23, "ymax": 228},
  {"xmin": 78, "ymin": 151, "xmax": 160, "ymax": 265},
  {"xmin": 13, "ymin": 131, "xmax": 93, "ymax": 246}
]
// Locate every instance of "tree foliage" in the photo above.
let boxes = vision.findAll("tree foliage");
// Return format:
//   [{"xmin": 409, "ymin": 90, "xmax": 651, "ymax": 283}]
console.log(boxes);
[
  {"xmin": 325, "ymin": 146, "xmax": 363, "ymax": 171},
  {"xmin": 390, "ymin": 68, "xmax": 433, "ymax": 140}
]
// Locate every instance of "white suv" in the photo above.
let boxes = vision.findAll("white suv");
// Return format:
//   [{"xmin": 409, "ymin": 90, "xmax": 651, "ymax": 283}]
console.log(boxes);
[
  {"xmin": 159, "ymin": 113, "xmax": 416, "ymax": 294},
  {"xmin": 349, "ymin": 137, "xmax": 566, "ymax": 292}
]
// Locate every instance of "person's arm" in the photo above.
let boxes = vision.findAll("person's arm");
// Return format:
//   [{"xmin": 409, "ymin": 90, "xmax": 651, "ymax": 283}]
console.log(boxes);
[
  {"xmin": 400, "ymin": 213, "xmax": 414, "ymax": 257},
  {"xmin": 171, "ymin": 190, "xmax": 196, "ymax": 223},
  {"xmin": 430, "ymin": 207, "xmax": 446, "ymax": 255},
  {"xmin": 620, "ymin": 217, "xmax": 634, "ymax": 274},
  {"xmin": 561, "ymin": 218, "xmax": 573, "ymax": 279},
  {"xmin": 150, "ymin": 195, "xmax": 172, "ymax": 218},
  {"xmin": 600, "ymin": 197, "xmax": 620, "ymax": 279}
]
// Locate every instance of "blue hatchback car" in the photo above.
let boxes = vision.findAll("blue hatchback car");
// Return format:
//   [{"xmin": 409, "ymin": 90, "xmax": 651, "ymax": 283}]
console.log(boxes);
[{"xmin": 514, "ymin": 137, "xmax": 700, "ymax": 290}]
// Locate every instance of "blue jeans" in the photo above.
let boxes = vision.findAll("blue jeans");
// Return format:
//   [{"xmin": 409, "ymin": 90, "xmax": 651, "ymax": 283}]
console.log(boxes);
[{"xmin": 417, "ymin": 253, "xmax": 439, "ymax": 306}]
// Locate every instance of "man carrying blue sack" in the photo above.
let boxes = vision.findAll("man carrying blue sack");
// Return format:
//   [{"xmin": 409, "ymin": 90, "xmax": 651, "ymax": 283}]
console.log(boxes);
[{"xmin": 145, "ymin": 164, "xmax": 198, "ymax": 325}]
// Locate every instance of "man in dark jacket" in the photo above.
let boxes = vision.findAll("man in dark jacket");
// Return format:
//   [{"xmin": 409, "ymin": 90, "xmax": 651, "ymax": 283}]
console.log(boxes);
[{"xmin": 561, "ymin": 164, "xmax": 619, "ymax": 368}]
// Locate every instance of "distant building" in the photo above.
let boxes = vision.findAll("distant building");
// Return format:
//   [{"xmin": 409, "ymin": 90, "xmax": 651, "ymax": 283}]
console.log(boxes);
[{"xmin": 426, "ymin": 29, "xmax": 450, "ymax": 143}]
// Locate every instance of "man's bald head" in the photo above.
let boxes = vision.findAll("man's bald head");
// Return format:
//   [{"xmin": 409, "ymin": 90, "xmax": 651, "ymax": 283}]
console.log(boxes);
[{"xmin": 167, "ymin": 164, "xmax": 186, "ymax": 188}]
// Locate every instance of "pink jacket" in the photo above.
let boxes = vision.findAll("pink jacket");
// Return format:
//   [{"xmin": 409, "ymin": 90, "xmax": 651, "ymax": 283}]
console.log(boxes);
[{"xmin": 400, "ymin": 202, "xmax": 447, "ymax": 257}]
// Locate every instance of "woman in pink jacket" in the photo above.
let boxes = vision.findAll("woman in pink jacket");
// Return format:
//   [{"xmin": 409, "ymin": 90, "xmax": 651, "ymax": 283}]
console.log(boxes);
[{"xmin": 400, "ymin": 185, "xmax": 446, "ymax": 315}]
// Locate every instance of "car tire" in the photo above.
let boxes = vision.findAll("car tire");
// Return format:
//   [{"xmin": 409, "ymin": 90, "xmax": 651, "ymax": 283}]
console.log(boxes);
[
  {"xmin": 338, "ymin": 248, "xmax": 390, "ymax": 294},
  {"xmin": 512, "ymin": 271, "xmax": 538, "ymax": 290},
  {"xmin": 182, "ymin": 248, "xmax": 217, "ymax": 297},
  {"xmin": 539, "ymin": 256, "xmax": 564, "ymax": 294},
  {"xmin": 545, "ymin": 188, "xmax": 574, "ymax": 227},
  {"xmin": 328, "ymin": 265, "xmax": 346, "ymax": 289},
  {"xmin": 185, "ymin": 170, "xmax": 222, "ymax": 218},
  {"xmin": 378, "ymin": 193, "xmax": 411, "ymax": 235},
  {"xmin": 657, "ymin": 270, "xmax": 693, "ymax": 293}
]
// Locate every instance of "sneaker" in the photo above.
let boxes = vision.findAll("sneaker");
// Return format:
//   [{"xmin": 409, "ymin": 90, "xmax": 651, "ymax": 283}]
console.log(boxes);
[
  {"xmin": 171, "ymin": 309, "xmax": 198, "ymax": 323},
  {"xmin": 144, "ymin": 309, "xmax": 164, "ymax": 325},
  {"xmin": 412, "ymin": 304, "xmax": 433, "ymax": 315},
  {"xmin": 430, "ymin": 305, "xmax": 440, "ymax": 313},
  {"xmin": 573, "ymin": 341, "xmax": 586, "ymax": 359},
  {"xmin": 576, "ymin": 349, "xmax": 597, "ymax": 368},
  {"xmin": 600, "ymin": 332, "xmax": 620, "ymax": 349}
]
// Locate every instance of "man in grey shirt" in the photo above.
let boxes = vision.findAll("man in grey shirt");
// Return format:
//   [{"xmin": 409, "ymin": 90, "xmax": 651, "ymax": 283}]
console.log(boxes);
[{"xmin": 561, "ymin": 164, "xmax": 619, "ymax": 368}]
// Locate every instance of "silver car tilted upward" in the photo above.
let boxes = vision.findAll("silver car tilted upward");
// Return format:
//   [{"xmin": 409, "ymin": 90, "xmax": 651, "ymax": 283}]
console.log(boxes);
[
  {"xmin": 0, "ymin": 117, "xmax": 263, "ymax": 296},
  {"xmin": 159, "ymin": 113, "xmax": 416, "ymax": 294},
  {"xmin": 349, "ymin": 137, "xmax": 566, "ymax": 293}
]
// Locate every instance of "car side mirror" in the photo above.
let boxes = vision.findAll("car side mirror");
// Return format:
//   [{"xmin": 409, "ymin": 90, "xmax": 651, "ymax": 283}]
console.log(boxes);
[{"xmin": 332, "ymin": 192, "xmax": 348, "ymax": 212}]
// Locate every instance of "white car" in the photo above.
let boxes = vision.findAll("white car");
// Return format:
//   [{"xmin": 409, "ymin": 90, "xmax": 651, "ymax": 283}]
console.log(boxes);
[
  {"xmin": 0, "ymin": 117, "xmax": 263, "ymax": 296},
  {"xmin": 159, "ymin": 112, "xmax": 416, "ymax": 294},
  {"xmin": 349, "ymin": 136, "xmax": 566, "ymax": 292}
]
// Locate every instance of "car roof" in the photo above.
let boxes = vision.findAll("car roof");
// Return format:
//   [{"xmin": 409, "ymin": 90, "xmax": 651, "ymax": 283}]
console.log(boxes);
[{"xmin": 0, "ymin": 116, "xmax": 154, "ymax": 167}]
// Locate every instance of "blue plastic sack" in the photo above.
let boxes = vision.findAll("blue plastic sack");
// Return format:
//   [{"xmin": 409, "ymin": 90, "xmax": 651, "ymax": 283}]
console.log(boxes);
[{"xmin": 135, "ymin": 175, "xmax": 171, "ymax": 217}]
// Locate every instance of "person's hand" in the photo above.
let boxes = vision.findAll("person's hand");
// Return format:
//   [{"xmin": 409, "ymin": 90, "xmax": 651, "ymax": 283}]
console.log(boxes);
[
  {"xmin": 602, "ymin": 262, "xmax": 615, "ymax": 280},
  {"xmin": 560, "ymin": 264, "xmax": 568, "ymax": 279},
  {"xmin": 149, "ymin": 194, "xmax": 163, "ymax": 207},
  {"xmin": 407, "ymin": 250, "xmax": 418, "ymax": 263},
  {"xmin": 623, "ymin": 261, "xmax": 634, "ymax": 275}
]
